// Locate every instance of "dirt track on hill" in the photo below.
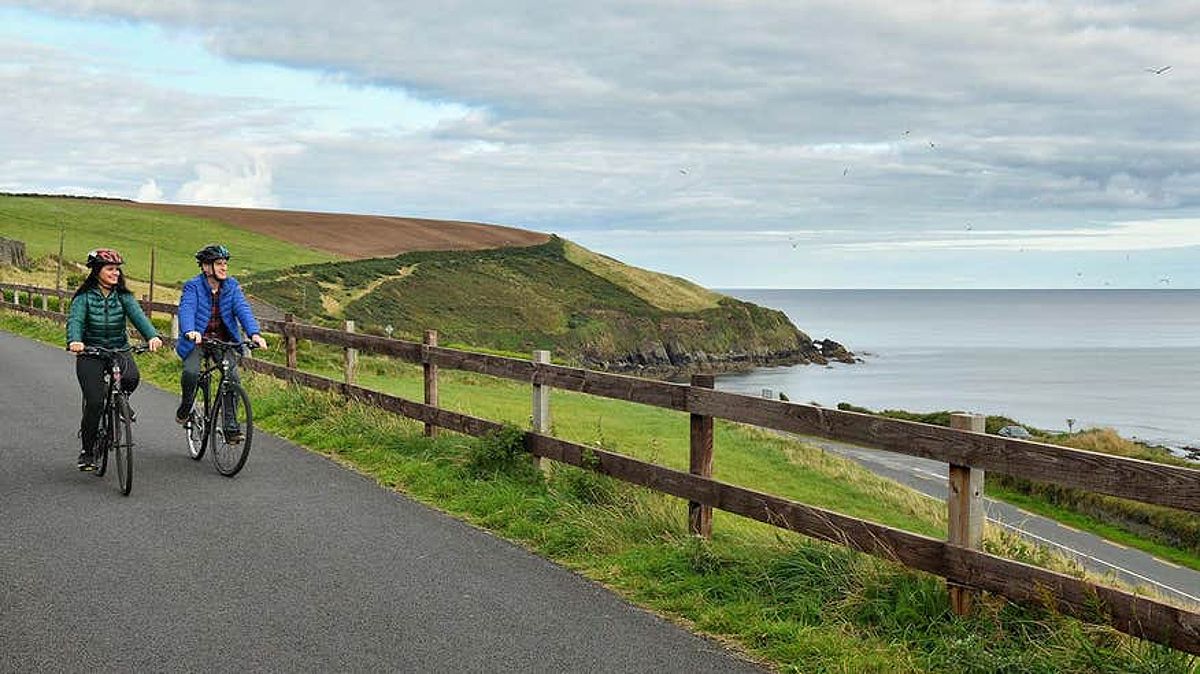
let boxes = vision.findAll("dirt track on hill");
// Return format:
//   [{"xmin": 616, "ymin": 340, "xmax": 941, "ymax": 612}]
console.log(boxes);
[{"xmin": 118, "ymin": 201, "xmax": 551, "ymax": 258}]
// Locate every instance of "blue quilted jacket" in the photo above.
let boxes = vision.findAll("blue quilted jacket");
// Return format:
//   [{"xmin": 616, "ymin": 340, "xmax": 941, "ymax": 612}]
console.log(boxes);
[{"xmin": 175, "ymin": 273, "xmax": 261, "ymax": 359}]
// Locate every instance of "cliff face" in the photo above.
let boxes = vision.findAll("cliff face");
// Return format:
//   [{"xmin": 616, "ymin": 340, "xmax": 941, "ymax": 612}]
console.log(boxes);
[
  {"xmin": 242, "ymin": 237, "xmax": 855, "ymax": 374},
  {"xmin": 570, "ymin": 301, "xmax": 854, "ymax": 373}
]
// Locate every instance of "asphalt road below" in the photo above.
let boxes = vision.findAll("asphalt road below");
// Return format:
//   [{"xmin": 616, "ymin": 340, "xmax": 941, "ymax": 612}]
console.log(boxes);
[
  {"xmin": 800, "ymin": 436, "xmax": 1200, "ymax": 610},
  {"xmin": 0, "ymin": 331, "xmax": 762, "ymax": 673}
]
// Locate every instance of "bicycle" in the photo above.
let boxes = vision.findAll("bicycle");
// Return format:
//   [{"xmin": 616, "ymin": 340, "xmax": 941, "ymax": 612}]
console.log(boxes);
[
  {"xmin": 78, "ymin": 344, "xmax": 148, "ymax": 496},
  {"xmin": 182, "ymin": 338, "xmax": 259, "ymax": 476}
]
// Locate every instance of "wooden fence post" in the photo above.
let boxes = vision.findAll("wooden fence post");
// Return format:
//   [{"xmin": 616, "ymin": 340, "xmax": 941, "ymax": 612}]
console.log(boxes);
[
  {"xmin": 41, "ymin": 291, "xmax": 48, "ymax": 311},
  {"xmin": 284, "ymin": 313, "xmax": 298, "ymax": 370},
  {"xmin": 344, "ymin": 320, "xmax": 357, "ymax": 385},
  {"xmin": 948, "ymin": 412, "xmax": 986, "ymax": 615},
  {"xmin": 170, "ymin": 312, "xmax": 180, "ymax": 341},
  {"xmin": 689, "ymin": 373, "xmax": 716, "ymax": 539},
  {"xmin": 424, "ymin": 330, "xmax": 439, "ymax": 437},
  {"xmin": 531, "ymin": 349, "xmax": 551, "ymax": 469}
]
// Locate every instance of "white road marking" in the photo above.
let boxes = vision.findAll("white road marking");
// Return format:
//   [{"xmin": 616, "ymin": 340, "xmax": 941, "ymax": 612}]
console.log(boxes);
[
  {"xmin": 989, "ymin": 518, "xmax": 1200, "ymax": 607},
  {"xmin": 911, "ymin": 467, "xmax": 946, "ymax": 481}
]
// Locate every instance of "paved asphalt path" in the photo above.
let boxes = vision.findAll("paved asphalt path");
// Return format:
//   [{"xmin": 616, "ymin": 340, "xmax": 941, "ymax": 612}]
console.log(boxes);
[
  {"xmin": 0, "ymin": 331, "xmax": 763, "ymax": 673},
  {"xmin": 799, "ymin": 437, "xmax": 1200, "ymax": 610}
]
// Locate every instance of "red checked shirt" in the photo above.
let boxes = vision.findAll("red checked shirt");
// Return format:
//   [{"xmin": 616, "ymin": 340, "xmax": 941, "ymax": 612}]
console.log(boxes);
[{"xmin": 203, "ymin": 285, "xmax": 233, "ymax": 341}]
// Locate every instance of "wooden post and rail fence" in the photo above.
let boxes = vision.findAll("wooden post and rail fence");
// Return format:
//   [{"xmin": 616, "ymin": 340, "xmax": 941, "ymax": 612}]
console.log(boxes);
[{"xmin": 2, "ymin": 281, "xmax": 1198, "ymax": 654}]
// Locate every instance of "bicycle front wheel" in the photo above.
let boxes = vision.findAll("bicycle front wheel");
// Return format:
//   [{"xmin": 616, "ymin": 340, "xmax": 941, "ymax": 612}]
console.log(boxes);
[
  {"xmin": 113, "ymin": 398, "xmax": 133, "ymax": 496},
  {"xmin": 93, "ymin": 404, "xmax": 111, "ymax": 477},
  {"xmin": 210, "ymin": 383, "xmax": 253, "ymax": 477},
  {"xmin": 187, "ymin": 381, "xmax": 209, "ymax": 460}
]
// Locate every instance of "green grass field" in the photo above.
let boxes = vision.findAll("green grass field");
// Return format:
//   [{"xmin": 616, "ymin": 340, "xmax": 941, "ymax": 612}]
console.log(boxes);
[
  {"xmin": 3, "ymin": 309, "xmax": 1195, "ymax": 672},
  {"xmin": 0, "ymin": 195, "xmax": 336, "ymax": 283}
]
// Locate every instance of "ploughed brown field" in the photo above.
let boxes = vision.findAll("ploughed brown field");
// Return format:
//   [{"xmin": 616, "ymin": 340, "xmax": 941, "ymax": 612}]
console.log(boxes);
[{"xmin": 121, "ymin": 201, "xmax": 551, "ymax": 258}]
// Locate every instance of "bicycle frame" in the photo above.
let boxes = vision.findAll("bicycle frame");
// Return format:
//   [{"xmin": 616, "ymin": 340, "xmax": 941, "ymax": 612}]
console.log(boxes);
[
  {"xmin": 186, "ymin": 338, "xmax": 258, "ymax": 476},
  {"xmin": 78, "ymin": 344, "xmax": 146, "ymax": 495}
]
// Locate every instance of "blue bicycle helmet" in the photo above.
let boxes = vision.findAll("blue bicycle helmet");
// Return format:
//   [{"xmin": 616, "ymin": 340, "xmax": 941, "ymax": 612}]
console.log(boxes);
[{"xmin": 195, "ymin": 244, "xmax": 231, "ymax": 264}]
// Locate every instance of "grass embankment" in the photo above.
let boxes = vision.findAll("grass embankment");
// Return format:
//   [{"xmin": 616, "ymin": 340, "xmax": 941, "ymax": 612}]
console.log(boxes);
[
  {"xmin": 0, "ymin": 195, "xmax": 336, "ymax": 284},
  {"xmin": 838, "ymin": 405, "xmax": 1200, "ymax": 573},
  {"xmin": 5, "ymin": 309, "xmax": 1195, "ymax": 672},
  {"xmin": 241, "ymin": 236, "xmax": 813, "ymax": 371}
]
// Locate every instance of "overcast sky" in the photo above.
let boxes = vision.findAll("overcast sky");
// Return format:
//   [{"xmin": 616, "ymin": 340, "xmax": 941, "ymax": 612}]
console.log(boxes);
[{"xmin": 2, "ymin": 1, "xmax": 1198, "ymax": 288}]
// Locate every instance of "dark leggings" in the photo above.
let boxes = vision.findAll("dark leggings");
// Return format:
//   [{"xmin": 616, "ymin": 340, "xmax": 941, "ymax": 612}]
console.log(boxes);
[
  {"xmin": 178, "ymin": 347, "xmax": 241, "ymax": 428},
  {"xmin": 76, "ymin": 352, "xmax": 140, "ymax": 453}
]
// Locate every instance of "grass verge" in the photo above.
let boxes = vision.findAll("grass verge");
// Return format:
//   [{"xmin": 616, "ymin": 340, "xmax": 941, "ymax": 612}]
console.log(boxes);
[{"xmin": 3, "ymin": 309, "xmax": 1195, "ymax": 673}]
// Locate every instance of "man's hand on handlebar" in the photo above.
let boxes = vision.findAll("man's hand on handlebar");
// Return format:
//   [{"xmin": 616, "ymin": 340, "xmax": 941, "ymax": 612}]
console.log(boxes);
[
  {"xmin": 186, "ymin": 331, "xmax": 202, "ymax": 344},
  {"xmin": 250, "ymin": 333, "xmax": 268, "ymax": 350}
]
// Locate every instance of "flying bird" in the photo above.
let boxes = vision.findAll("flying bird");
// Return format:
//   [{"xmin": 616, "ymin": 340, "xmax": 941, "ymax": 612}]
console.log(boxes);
[
  {"xmin": 1145, "ymin": 65, "xmax": 1172, "ymax": 75},
  {"xmin": 678, "ymin": 168, "xmax": 690, "ymax": 175},
  {"xmin": 842, "ymin": 167, "xmax": 849, "ymax": 176}
]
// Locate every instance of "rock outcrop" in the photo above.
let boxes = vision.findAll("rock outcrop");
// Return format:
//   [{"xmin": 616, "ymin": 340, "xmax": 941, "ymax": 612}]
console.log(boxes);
[{"xmin": 0, "ymin": 237, "xmax": 29, "ymax": 267}]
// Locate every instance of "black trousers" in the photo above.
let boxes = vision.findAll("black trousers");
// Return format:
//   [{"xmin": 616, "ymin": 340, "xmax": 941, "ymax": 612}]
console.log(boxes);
[
  {"xmin": 76, "ymin": 352, "xmax": 140, "ymax": 453},
  {"xmin": 178, "ymin": 347, "xmax": 241, "ymax": 429}
]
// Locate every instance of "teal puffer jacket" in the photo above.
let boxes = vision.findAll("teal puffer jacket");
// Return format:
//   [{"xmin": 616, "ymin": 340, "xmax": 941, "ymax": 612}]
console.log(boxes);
[{"xmin": 66, "ymin": 287, "xmax": 158, "ymax": 348}]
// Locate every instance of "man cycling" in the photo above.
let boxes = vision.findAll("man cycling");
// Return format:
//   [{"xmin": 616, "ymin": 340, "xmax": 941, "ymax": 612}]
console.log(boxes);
[{"xmin": 175, "ymin": 245, "xmax": 268, "ymax": 441}]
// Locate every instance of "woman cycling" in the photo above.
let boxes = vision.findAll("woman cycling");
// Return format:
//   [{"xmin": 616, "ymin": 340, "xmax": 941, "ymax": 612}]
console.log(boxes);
[{"xmin": 66, "ymin": 248, "xmax": 162, "ymax": 471}]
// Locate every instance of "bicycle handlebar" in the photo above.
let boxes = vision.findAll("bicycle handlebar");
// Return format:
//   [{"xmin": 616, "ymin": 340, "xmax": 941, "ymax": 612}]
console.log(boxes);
[
  {"xmin": 200, "ymin": 338, "xmax": 261, "ymax": 349},
  {"xmin": 77, "ymin": 344, "xmax": 150, "ymax": 357}
]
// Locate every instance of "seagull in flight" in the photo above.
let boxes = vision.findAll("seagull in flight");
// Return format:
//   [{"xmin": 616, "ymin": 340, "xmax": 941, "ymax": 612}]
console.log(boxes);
[
  {"xmin": 678, "ymin": 168, "xmax": 690, "ymax": 175},
  {"xmin": 1145, "ymin": 65, "xmax": 1172, "ymax": 75}
]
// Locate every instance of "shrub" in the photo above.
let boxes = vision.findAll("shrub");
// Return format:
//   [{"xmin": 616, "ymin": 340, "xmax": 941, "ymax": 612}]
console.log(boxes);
[{"xmin": 464, "ymin": 424, "xmax": 541, "ymax": 482}]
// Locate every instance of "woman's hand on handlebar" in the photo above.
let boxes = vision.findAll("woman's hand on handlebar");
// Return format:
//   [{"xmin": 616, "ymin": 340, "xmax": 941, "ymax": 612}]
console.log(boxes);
[
  {"xmin": 148, "ymin": 336, "xmax": 163, "ymax": 352},
  {"xmin": 68, "ymin": 341, "xmax": 84, "ymax": 353}
]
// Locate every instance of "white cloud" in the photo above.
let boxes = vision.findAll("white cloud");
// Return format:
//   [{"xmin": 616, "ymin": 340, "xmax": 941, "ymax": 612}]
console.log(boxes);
[
  {"xmin": 831, "ymin": 219, "xmax": 1200, "ymax": 252},
  {"xmin": 175, "ymin": 156, "xmax": 279, "ymax": 208},
  {"xmin": 135, "ymin": 178, "xmax": 163, "ymax": 202}
]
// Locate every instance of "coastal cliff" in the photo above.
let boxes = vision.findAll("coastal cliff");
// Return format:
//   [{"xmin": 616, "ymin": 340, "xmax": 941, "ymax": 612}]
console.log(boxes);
[{"xmin": 242, "ymin": 236, "xmax": 854, "ymax": 374}]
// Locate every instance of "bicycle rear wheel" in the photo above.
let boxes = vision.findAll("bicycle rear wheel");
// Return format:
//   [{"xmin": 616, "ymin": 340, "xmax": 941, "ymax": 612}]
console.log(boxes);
[
  {"xmin": 93, "ymin": 404, "xmax": 111, "ymax": 477},
  {"xmin": 113, "ymin": 399, "xmax": 133, "ymax": 496},
  {"xmin": 210, "ymin": 382, "xmax": 253, "ymax": 477},
  {"xmin": 187, "ymin": 381, "xmax": 209, "ymax": 460}
]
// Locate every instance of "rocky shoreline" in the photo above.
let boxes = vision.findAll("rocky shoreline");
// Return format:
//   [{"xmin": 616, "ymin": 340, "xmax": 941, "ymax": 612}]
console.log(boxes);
[{"xmin": 581, "ymin": 337, "xmax": 858, "ymax": 377}]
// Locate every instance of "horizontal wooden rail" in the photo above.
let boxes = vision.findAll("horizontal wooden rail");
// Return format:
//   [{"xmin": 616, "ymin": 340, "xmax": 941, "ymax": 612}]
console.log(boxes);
[
  {"xmin": 1, "ymin": 282, "xmax": 72, "ymax": 298},
  {"xmin": 8, "ymin": 281, "xmax": 1198, "ymax": 513},
  {"xmin": 0, "ymin": 283, "xmax": 175, "ymax": 313},
  {"xmin": 686, "ymin": 389, "xmax": 1200, "ymax": 513}
]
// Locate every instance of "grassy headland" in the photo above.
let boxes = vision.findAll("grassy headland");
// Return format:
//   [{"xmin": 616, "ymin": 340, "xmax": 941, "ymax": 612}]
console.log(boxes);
[
  {"xmin": 2, "ymin": 194, "xmax": 849, "ymax": 375},
  {"xmin": 3, "ymin": 308, "xmax": 1193, "ymax": 672},
  {"xmin": 241, "ymin": 236, "xmax": 842, "ymax": 373}
]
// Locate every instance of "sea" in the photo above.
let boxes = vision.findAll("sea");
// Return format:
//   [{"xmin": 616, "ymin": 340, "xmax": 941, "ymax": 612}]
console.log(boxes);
[{"xmin": 717, "ymin": 289, "xmax": 1200, "ymax": 460}]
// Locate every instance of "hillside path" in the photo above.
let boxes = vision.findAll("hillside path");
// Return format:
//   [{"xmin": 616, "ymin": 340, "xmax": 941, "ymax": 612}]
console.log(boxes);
[{"xmin": 0, "ymin": 331, "xmax": 762, "ymax": 673}]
